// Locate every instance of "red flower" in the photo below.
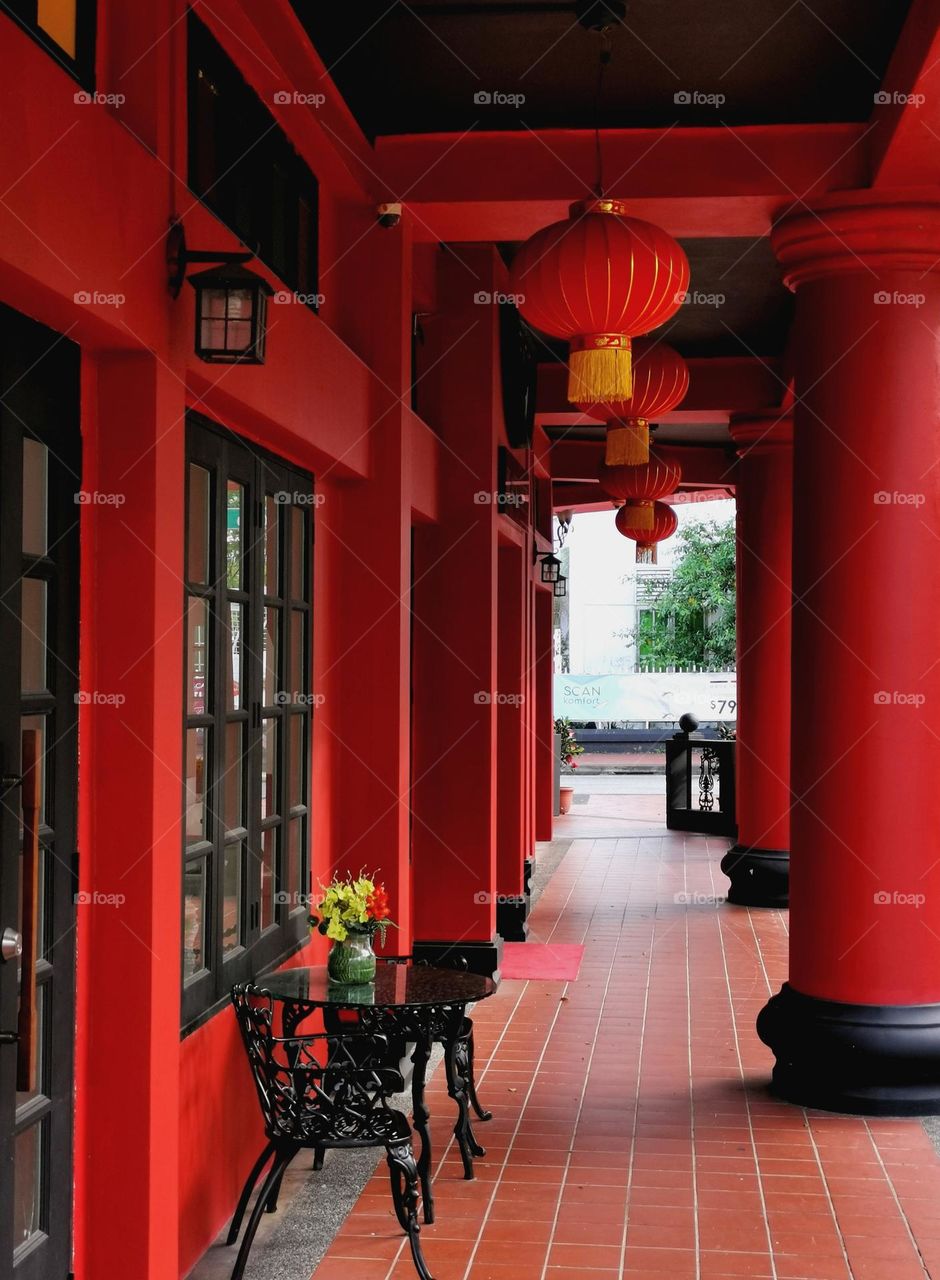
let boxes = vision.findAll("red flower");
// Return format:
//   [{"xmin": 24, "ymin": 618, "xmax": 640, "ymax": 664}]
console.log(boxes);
[{"xmin": 367, "ymin": 886, "xmax": 390, "ymax": 921}]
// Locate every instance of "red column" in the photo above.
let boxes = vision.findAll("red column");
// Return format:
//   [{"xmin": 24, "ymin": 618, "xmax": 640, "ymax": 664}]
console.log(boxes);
[
  {"xmin": 757, "ymin": 191, "xmax": 940, "ymax": 1113},
  {"xmin": 721, "ymin": 416, "xmax": 793, "ymax": 906},
  {"xmin": 496, "ymin": 542, "xmax": 528, "ymax": 939},
  {"xmin": 534, "ymin": 587, "xmax": 555, "ymax": 842},
  {"xmin": 409, "ymin": 246, "xmax": 502, "ymax": 974}
]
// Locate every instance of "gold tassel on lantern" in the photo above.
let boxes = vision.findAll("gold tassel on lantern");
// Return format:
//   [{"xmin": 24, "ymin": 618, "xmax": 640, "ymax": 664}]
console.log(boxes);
[
  {"xmin": 620, "ymin": 499, "xmax": 654, "ymax": 532},
  {"xmin": 605, "ymin": 418, "xmax": 649, "ymax": 466},
  {"xmin": 568, "ymin": 334, "xmax": 632, "ymax": 405},
  {"xmin": 636, "ymin": 543, "xmax": 655, "ymax": 564}
]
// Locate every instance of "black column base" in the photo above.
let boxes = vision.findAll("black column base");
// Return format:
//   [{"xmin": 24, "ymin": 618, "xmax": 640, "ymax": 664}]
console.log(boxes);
[
  {"xmin": 523, "ymin": 857, "xmax": 535, "ymax": 896},
  {"xmin": 412, "ymin": 937, "xmax": 503, "ymax": 981},
  {"xmin": 757, "ymin": 982, "xmax": 940, "ymax": 1116},
  {"xmin": 721, "ymin": 844, "xmax": 789, "ymax": 907},
  {"xmin": 496, "ymin": 894, "xmax": 529, "ymax": 943}
]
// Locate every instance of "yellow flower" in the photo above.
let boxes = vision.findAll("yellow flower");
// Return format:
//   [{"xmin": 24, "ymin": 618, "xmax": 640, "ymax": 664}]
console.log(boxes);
[{"xmin": 326, "ymin": 916, "xmax": 348, "ymax": 942}]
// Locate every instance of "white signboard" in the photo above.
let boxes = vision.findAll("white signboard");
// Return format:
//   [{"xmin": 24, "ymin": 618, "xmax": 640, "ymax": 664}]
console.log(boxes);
[{"xmin": 555, "ymin": 672, "xmax": 737, "ymax": 722}]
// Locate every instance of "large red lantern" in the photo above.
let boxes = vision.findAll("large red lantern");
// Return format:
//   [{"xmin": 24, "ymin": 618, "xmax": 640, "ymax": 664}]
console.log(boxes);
[
  {"xmin": 615, "ymin": 499, "xmax": 678, "ymax": 563},
  {"xmin": 582, "ymin": 339, "xmax": 689, "ymax": 466},
  {"xmin": 599, "ymin": 451, "xmax": 682, "ymax": 532},
  {"xmin": 510, "ymin": 199, "xmax": 689, "ymax": 411}
]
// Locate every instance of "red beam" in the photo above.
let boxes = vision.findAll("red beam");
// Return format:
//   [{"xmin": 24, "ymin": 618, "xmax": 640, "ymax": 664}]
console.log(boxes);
[
  {"xmin": 550, "ymin": 442, "xmax": 737, "ymax": 489},
  {"xmin": 870, "ymin": 0, "xmax": 940, "ymax": 188},
  {"xmin": 376, "ymin": 125, "xmax": 870, "ymax": 242}
]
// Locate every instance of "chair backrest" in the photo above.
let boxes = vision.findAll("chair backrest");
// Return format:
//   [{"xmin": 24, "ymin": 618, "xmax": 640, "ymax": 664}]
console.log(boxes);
[{"xmin": 231, "ymin": 983, "xmax": 408, "ymax": 1147}]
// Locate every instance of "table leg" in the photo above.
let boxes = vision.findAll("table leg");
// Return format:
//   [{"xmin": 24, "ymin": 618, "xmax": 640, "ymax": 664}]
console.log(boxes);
[
  {"xmin": 410, "ymin": 1030, "xmax": 434, "ymax": 1224},
  {"xmin": 444, "ymin": 1012, "xmax": 486, "ymax": 1180}
]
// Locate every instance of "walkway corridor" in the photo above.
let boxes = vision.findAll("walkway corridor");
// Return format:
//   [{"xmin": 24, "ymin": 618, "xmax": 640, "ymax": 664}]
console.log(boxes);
[{"xmin": 312, "ymin": 831, "xmax": 940, "ymax": 1280}]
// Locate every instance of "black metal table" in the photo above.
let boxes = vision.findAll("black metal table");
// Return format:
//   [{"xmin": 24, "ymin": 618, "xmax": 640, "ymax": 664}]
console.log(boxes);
[{"xmin": 259, "ymin": 962, "xmax": 496, "ymax": 1222}]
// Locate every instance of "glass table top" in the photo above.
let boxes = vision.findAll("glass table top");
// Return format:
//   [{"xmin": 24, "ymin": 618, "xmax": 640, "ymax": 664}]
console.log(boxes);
[{"xmin": 256, "ymin": 962, "xmax": 497, "ymax": 1009}]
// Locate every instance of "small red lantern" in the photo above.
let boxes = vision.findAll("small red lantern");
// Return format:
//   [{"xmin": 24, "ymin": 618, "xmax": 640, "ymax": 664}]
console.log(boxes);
[
  {"xmin": 599, "ymin": 451, "xmax": 682, "ymax": 532},
  {"xmin": 510, "ymin": 199, "xmax": 689, "ymax": 411},
  {"xmin": 581, "ymin": 339, "xmax": 689, "ymax": 466},
  {"xmin": 615, "ymin": 499, "xmax": 678, "ymax": 562}
]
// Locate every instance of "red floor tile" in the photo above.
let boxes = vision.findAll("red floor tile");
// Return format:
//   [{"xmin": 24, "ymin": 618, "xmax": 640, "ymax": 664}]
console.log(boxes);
[{"xmin": 310, "ymin": 827, "xmax": 940, "ymax": 1280}]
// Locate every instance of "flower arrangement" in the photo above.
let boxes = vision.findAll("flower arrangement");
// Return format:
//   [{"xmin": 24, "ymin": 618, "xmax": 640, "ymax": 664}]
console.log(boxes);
[
  {"xmin": 308, "ymin": 872, "xmax": 395, "ymax": 945},
  {"xmin": 554, "ymin": 717, "xmax": 584, "ymax": 770}
]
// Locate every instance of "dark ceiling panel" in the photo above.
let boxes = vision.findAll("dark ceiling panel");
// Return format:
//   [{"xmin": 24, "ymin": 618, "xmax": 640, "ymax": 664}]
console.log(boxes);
[{"xmin": 295, "ymin": 0, "xmax": 911, "ymax": 137}]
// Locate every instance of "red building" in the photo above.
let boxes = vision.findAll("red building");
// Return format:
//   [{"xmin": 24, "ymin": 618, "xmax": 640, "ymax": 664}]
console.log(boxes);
[{"xmin": 0, "ymin": 1, "xmax": 939, "ymax": 1278}]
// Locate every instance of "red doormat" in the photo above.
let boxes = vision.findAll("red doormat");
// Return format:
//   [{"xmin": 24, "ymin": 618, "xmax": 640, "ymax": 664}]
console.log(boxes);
[{"xmin": 500, "ymin": 942, "xmax": 584, "ymax": 981}]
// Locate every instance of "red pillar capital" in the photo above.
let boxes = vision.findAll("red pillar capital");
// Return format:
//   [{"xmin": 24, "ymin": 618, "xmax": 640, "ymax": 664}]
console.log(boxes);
[{"xmin": 757, "ymin": 187, "xmax": 940, "ymax": 1114}]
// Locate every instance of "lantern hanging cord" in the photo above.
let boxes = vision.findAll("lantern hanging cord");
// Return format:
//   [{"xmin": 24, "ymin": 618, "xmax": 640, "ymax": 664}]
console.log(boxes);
[{"xmin": 593, "ymin": 27, "xmax": 613, "ymax": 198}]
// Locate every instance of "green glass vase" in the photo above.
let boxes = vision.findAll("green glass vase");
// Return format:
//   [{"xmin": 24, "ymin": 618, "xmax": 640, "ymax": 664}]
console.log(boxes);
[{"xmin": 327, "ymin": 930, "xmax": 376, "ymax": 984}]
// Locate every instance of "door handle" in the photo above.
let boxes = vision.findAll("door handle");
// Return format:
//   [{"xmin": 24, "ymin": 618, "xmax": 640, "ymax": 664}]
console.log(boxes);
[
  {"xmin": 0, "ymin": 1032, "xmax": 18, "ymax": 1045},
  {"xmin": 0, "ymin": 927, "xmax": 21, "ymax": 962}
]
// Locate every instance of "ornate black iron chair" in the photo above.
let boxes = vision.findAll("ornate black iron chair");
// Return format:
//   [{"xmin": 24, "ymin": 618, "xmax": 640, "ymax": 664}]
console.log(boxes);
[{"xmin": 229, "ymin": 983, "xmax": 434, "ymax": 1280}]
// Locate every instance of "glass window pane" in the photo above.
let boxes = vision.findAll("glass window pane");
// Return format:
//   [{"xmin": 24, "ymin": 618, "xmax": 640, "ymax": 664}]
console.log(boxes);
[
  {"xmin": 37, "ymin": 0, "xmax": 77, "ymax": 56},
  {"xmin": 224, "ymin": 722, "xmax": 243, "ymax": 832},
  {"xmin": 21, "ymin": 579, "xmax": 47, "ymax": 693},
  {"xmin": 22, "ymin": 439, "xmax": 47, "ymax": 557},
  {"xmin": 261, "ymin": 828, "xmax": 276, "ymax": 930},
  {"xmin": 288, "ymin": 817, "xmax": 303, "ymax": 899},
  {"xmin": 264, "ymin": 495, "xmax": 279, "ymax": 595},
  {"xmin": 183, "ymin": 861, "xmax": 207, "ymax": 979},
  {"xmin": 290, "ymin": 507, "xmax": 305, "ymax": 600},
  {"xmin": 261, "ymin": 718, "xmax": 277, "ymax": 820},
  {"xmin": 188, "ymin": 464, "xmax": 211, "ymax": 585},
  {"xmin": 263, "ymin": 609, "xmax": 278, "ymax": 706},
  {"xmin": 226, "ymin": 481, "xmax": 243, "ymax": 589},
  {"xmin": 185, "ymin": 728, "xmax": 208, "ymax": 847},
  {"xmin": 226, "ymin": 602, "xmax": 242, "ymax": 711},
  {"xmin": 15, "ymin": 982, "xmax": 45, "ymax": 1107},
  {"xmin": 222, "ymin": 843, "xmax": 242, "ymax": 954},
  {"xmin": 290, "ymin": 610, "xmax": 305, "ymax": 702},
  {"xmin": 19, "ymin": 717, "xmax": 45, "ymax": 829},
  {"xmin": 187, "ymin": 597, "xmax": 209, "ymax": 716},
  {"xmin": 289, "ymin": 714, "xmax": 306, "ymax": 809},
  {"xmin": 13, "ymin": 1122, "xmax": 44, "ymax": 1247}
]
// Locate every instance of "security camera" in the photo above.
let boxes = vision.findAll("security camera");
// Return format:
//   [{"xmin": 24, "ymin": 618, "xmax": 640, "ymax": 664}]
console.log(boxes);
[{"xmin": 377, "ymin": 202, "xmax": 402, "ymax": 229}]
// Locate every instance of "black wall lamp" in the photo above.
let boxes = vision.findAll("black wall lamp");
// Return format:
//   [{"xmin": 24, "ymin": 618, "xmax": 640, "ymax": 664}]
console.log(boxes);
[
  {"xmin": 538, "ymin": 552, "xmax": 562, "ymax": 584},
  {"xmin": 553, "ymin": 574, "xmax": 568, "ymax": 598},
  {"xmin": 167, "ymin": 218, "xmax": 273, "ymax": 365}
]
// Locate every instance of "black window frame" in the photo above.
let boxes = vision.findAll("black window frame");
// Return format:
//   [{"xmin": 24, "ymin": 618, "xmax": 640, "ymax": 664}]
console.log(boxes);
[
  {"xmin": 182, "ymin": 414, "xmax": 314, "ymax": 1032},
  {"xmin": 2, "ymin": 0, "xmax": 96, "ymax": 88},
  {"xmin": 187, "ymin": 11, "xmax": 320, "ymax": 306}
]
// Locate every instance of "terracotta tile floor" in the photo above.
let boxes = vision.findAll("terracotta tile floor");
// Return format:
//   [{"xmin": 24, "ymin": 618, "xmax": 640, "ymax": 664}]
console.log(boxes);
[{"xmin": 312, "ymin": 833, "xmax": 940, "ymax": 1279}]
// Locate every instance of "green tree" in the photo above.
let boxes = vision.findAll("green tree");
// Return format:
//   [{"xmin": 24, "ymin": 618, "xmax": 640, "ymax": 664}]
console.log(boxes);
[{"xmin": 634, "ymin": 519, "xmax": 735, "ymax": 667}]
